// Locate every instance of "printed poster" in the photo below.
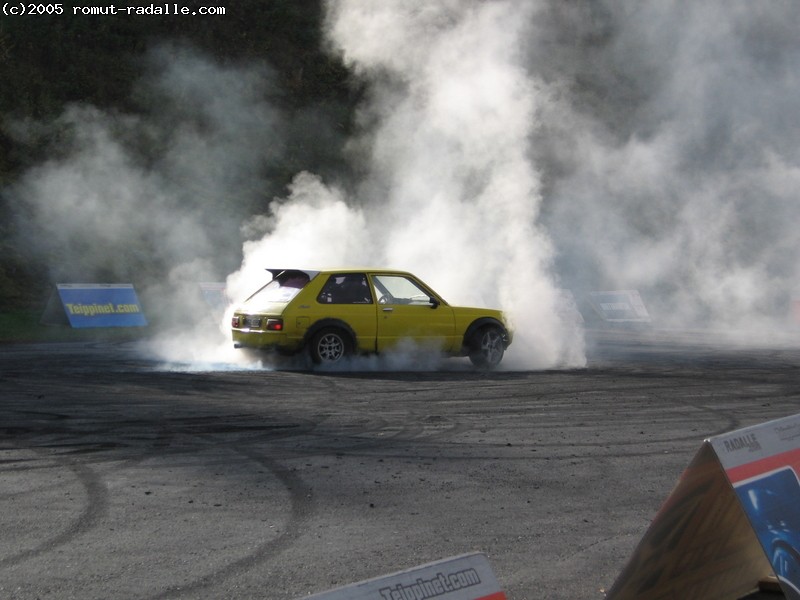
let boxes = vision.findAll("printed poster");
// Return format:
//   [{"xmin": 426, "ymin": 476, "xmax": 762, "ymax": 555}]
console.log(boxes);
[
  {"xmin": 607, "ymin": 413, "xmax": 800, "ymax": 600},
  {"xmin": 302, "ymin": 553, "xmax": 506, "ymax": 600},
  {"xmin": 711, "ymin": 414, "xmax": 800, "ymax": 600},
  {"xmin": 56, "ymin": 283, "xmax": 148, "ymax": 328}
]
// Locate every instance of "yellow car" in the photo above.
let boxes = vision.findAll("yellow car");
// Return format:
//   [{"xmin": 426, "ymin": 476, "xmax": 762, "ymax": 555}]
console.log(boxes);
[{"xmin": 231, "ymin": 269, "xmax": 512, "ymax": 368}]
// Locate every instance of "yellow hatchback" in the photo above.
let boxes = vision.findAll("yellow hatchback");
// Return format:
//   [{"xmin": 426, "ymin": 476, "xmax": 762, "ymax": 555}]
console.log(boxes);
[{"xmin": 231, "ymin": 269, "xmax": 512, "ymax": 368}]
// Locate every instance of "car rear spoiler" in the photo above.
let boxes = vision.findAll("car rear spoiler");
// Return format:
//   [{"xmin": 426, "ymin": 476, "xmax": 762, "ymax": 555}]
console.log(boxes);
[{"xmin": 266, "ymin": 269, "xmax": 321, "ymax": 281}]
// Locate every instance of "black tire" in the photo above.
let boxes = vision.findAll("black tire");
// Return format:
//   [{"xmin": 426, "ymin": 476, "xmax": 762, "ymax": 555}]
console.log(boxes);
[
  {"xmin": 309, "ymin": 327, "xmax": 353, "ymax": 365},
  {"xmin": 468, "ymin": 325, "xmax": 505, "ymax": 368}
]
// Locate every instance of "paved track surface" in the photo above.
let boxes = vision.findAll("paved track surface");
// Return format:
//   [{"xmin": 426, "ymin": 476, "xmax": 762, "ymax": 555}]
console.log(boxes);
[{"xmin": 2, "ymin": 330, "xmax": 800, "ymax": 599}]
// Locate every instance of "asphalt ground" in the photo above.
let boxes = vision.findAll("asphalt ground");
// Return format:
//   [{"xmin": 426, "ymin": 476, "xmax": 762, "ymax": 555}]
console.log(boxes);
[{"xmin": 2, "ymin": 329, "xmax": 800, "ymax": 599}]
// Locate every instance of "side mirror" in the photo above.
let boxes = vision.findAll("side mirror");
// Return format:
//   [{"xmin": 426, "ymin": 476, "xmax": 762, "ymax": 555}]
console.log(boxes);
[{"xmin": 429, "ymin": 297, "xmax": 440, "ymax": 309}]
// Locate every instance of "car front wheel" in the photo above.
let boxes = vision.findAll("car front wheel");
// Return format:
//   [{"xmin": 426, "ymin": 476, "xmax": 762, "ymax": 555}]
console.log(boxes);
[
  {"xmin": 310, "ymin": 328, "xmax": 353, "ymax": 365},
  {"xmin": 469, "ymin": 325, "xmax": 505, "ymax": 368}
]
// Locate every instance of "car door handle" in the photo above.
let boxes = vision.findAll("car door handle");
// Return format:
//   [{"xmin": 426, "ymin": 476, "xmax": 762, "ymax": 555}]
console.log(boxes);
[{"xmin": 382, "ymin": 307, "xmax": 394, "ymax": 312}]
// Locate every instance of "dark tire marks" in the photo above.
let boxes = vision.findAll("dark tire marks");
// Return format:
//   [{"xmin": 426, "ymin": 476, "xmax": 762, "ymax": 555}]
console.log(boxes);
[{"xmin": 0, "ymin": 459, "xmax": 109, "ymax": 568}]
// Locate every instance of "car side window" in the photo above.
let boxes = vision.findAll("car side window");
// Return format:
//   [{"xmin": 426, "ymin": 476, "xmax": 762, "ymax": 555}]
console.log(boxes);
[
  {"xmin": 317, "ymin": 274, "xmax": 373, "ymax": 304},
  {"xmin": 372, "ymin": 275, "xmax": 434, "ymax": 305}
]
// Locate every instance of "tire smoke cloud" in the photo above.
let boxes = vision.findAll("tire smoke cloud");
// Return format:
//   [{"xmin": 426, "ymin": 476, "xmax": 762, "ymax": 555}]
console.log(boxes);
[
  {"xmin": 4, "ymin": 44, "xmax": 295, "ymax": 368},
  {"xmin": 231, "ymin": 0, "xmax": 800, "ymax": 363},
  {"xmin": 7, "ymin": 44, "xmax": 284, "ymax": 310},
  {"xmin": 8, "ymin": 1, "xmax": 800, "ymax": 370},
  {"xmin": 529, "ymin": 1, "xmax": 800, "ymax": 333},
  {"xmin": 228, "ymin": 0, "xmax": 586, "ymax": 368}
]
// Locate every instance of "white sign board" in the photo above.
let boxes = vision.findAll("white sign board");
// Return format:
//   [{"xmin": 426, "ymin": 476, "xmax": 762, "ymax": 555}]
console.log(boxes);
[
  {"xmin": 302, "ymin": 553, "xmax": 506, "ymax": 600},
  {"xmin": 588, "ymin": 290, "xmax": 650, "ymax": 323}
]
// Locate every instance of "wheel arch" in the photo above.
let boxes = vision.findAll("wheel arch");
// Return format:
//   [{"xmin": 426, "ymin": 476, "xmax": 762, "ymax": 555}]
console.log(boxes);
[
  {"xmin": 304, "ymin": 318, "xmax": 357, "ymax": 348},
  {"xmin": 462, "ymin": 317, "xmax": 509, "ymax": 350}
]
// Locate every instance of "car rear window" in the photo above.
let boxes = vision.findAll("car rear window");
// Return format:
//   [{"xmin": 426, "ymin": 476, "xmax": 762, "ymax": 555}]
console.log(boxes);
[{"xmin": 244, "ymin": 271, "xmax": 311, "ymax": 305}]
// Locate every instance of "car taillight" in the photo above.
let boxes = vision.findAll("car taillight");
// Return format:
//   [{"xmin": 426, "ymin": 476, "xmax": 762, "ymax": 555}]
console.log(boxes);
[
  {"xmin": 231, "ymin": 316, "xmax": 241, "ymax": 328},
  {"xmin": 266, "ymin": 318, "xmax": 283, "ymax": 331}
]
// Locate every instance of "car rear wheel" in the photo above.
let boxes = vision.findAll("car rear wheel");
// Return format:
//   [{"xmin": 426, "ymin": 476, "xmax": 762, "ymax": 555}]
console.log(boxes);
[
  {"xmin": 469, "ymin": 325, "xmax": 505, "ymax": 368},
  {"xmin": 310, "ymin": 328, "xmax": 353, "ymax": 365}
]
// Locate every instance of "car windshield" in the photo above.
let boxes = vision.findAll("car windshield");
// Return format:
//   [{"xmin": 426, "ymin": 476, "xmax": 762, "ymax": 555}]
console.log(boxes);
[{"xmin": 244, "ymin": 271, "xmax": 311, "ymax": 306}]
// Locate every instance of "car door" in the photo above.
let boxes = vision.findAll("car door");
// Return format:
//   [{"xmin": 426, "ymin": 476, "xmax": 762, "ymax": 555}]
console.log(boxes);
[
  {"xmin": 307, "ymin": 273, "xmax": 378, "ymax": 353},
  {"xmin": 369, "ymin": 273, "xmax": 457, "ymax": 352}
]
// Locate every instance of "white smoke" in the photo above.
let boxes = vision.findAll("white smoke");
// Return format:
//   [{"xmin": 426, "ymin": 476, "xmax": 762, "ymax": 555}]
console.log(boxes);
[
  {"xmin": 12, "ymin": 1, "xmax": 800, "ymax": 370},
  {"xmin": 228, "ymin": 0, "xmax": 586, "ymax": 369},
  {"xmin": 8, "ymin": 44, "xmax": 285, "ymax": 367},
  {"xmin": 11, "ymin": 44, "xmax": 282, "ymax": 288},
  {"xmin": 533, "ymin": 1, "xmax": 800, "ymax": 332},
  {"xmin": 226, "ymin": 171, "xmax": 369, "ymax": 300},
  {"xmin": 230, "ymin": 0, "xmax": 800, "ymax": 364}
]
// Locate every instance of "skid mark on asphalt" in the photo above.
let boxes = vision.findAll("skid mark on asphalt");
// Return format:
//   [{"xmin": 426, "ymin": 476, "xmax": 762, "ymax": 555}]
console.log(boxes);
[
  {"xmin": 1, "ymin": 421, "xmax": 315, "ymax": 598},
  {"xmin": 147, "ymin": 441, "xmax": 314, "ymax": 600},
  {"xmin": 0, "ymin": 458, "xmax": 109, "ymax": 568}
]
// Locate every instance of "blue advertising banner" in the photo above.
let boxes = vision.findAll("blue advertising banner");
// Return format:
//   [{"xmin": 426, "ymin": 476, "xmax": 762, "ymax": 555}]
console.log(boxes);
[{"xmin": 56, "ymin": 284, "xmax": 148, "ymax": 328}]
